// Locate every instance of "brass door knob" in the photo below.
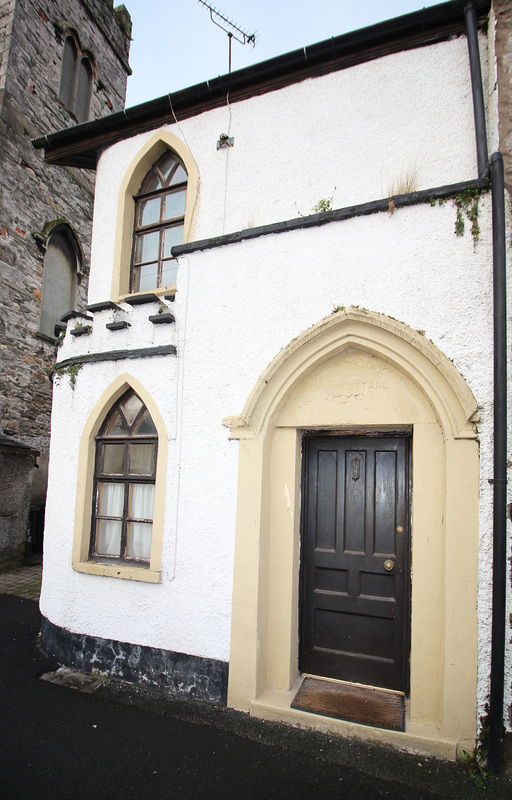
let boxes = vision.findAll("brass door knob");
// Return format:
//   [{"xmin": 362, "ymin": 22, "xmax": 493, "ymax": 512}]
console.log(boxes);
[{"xmin": 383, "ymin": 560, "xmax": 394, "ymax": 571}]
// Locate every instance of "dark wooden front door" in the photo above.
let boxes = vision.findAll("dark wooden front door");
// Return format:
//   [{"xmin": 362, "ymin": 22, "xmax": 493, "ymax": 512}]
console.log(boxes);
[{"xmin": 300, "ymin": 434, "xmax": 410, "ymax": 692}]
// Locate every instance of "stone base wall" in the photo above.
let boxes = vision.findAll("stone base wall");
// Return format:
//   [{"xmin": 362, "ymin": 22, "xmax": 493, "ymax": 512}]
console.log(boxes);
[
  {"xmin": 0, "ymin": 447, "xmax": 37, "ymax": 569},
  {"xmin": 41, "ymin": 616, "xmax": 229, "ymax": 705}
]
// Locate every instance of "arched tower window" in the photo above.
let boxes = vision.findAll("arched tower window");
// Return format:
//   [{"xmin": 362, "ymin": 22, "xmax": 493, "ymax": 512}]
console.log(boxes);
[
  {"xmin": 131, "ymin": 151, "xmax": 188, "ymax": 293},
  {"xmin": 75, "ymin": 57, "xmax": 93, "ymax": 123},
  {"xmin": 39, "ymin": 226, "xmax": 80, "ymax": 339},
  {"xmin": 59, "ymin": 36, "xmax": 77, "ymax": 109},
  {"xmin": 59, "ymin": 35, "xmax": 93, "ymax": 122},
  {"xmin": 91, "ymin": 390, "xmax": 157, "ymax": 564}
]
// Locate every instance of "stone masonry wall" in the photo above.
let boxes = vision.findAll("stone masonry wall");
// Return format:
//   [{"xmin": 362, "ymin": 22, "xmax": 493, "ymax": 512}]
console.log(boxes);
[
  {"xmin": 0, "ymin": 1, "xmax": 16, "ymax": 94},
  {"xmin": 494, "ymin": 0, "xmax": 512, "ymax": 197},
  {"xmin": 0, "ymin": 0, "xmax": 130, "ymax": 501}
]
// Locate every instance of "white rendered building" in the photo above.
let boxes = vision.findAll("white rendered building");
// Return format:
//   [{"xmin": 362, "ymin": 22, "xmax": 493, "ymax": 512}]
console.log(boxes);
[{"xmin": 35, "ymin": 0, "xmax": 511, "ymax": 767}]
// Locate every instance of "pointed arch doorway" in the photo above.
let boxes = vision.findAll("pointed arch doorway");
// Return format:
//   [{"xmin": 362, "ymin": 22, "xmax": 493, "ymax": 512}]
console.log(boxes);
[{"xmin": 225, "ymin": 308, "xmax": 480, "ymax": 758}]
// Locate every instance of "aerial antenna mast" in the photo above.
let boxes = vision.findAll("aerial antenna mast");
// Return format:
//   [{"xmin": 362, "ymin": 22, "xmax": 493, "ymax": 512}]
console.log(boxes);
[{"xmin": 198, "ymin": 0, "xmax": 256, "ymax": 73}]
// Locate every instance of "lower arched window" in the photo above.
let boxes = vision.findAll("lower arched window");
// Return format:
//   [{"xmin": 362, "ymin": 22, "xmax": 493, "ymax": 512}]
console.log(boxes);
[
  {"xmin": 39, "ymin": 226, "xmax": 79, "ymax": 339},
  {"xmin": 91, "ymin": 390, "xmax": 157, "ymax": 564}
]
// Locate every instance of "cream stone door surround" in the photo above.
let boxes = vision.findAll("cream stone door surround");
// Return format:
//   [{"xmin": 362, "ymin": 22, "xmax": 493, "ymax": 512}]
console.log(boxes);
[{"xmin": 224, "ymin": 307, "xmax": 479, "ymax": 758}]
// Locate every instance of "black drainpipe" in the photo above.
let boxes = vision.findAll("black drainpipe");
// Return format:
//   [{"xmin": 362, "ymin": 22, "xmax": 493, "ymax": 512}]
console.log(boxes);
[
  {"xmin": 488, "ymin": 151, "xmax": 507, "ymax": 776},
  {"xmin": 465, "ymin": 1, "xmax": 507, "ymax": 776},
  {"xmin": 465, "ymin": 2, "xmax": 489, "ymax": 176}
]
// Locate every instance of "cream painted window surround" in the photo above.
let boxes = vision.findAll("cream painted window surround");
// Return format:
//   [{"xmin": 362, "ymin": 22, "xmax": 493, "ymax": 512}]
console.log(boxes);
[
  {"xmin": 111, "ymin": 131, "xmax": 199, "ymax": 301},
  {"xmin": 225, "ymin": 308, "xmax": 480, "ymax": 759},
  {"xmin": 72, "ymin": 375, "xmax": 168, "ymax": 582}
]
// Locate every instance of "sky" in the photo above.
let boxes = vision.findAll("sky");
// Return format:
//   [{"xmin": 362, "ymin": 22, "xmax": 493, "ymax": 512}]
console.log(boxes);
[{"xmin": 124, "ymin": 0, "xmax": 445, "ymax": 108}]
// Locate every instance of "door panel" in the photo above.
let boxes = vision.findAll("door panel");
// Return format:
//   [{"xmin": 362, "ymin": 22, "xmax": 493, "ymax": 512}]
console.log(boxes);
[{"xmin": 300, "ymin": 435, "xmax": 409, "ymax": 692}]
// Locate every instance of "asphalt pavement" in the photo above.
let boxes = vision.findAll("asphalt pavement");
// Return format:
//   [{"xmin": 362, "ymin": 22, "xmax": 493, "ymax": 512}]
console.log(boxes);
[{"xmin": 1, "ymin": 571, "xmax": 512, "ymax": 799}]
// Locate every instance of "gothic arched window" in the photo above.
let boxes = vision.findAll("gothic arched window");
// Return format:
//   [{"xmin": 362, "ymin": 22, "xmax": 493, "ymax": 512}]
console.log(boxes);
[
  {"xmin": 131, "ymin": 151, "xmax": 188, "ymax": 293},
  {"xmin": 75, "ymin": 57, "xmax": 93, "ymax": 123},
  {"xmin": 59, "ymin": 35, "xmax": 93, "ymax": 123},
  {"xmin": 59, "ymin": 36, "xmax": 77, "ymax": 110},
  {"xmin": 39, "ymin": 226, "xmax": 79, "ymax": 339},
  {"xmin": 91, "ymin": 391, "xmax": 157, "ymax": 564}
]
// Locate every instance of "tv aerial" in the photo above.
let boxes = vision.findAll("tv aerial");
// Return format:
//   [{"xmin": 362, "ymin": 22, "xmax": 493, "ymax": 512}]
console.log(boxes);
[{"xmin": 198, "ymin": 1, "xmax": 257, "ymax": 73}]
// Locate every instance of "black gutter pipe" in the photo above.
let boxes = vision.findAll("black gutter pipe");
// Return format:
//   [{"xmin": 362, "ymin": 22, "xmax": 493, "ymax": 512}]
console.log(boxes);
[
  {"xmin": 464, "ymin": 2, "xmax": 489, "ymax": 177},
  {"xmin": 488, "ymin": 151, "xmax": 507, "ymax": 775},
  {"xmin": 32, "ymin": 0, "xmax": 492, "ymax": 165},
  {"xmin": 465, "ymin": 1, "xmax": 507, "ymax": 774}
]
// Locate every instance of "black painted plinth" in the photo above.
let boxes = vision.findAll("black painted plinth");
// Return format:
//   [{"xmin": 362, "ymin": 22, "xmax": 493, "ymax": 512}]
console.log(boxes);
[{"xmin": 41, "ymin": 616, "xmax": 229, "ymax": 705}]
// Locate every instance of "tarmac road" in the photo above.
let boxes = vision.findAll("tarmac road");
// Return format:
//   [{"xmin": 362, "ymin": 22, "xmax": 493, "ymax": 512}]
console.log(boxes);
[{"xmin": 1, "ymin": 592, "xmax": 512, "ymax": 800}]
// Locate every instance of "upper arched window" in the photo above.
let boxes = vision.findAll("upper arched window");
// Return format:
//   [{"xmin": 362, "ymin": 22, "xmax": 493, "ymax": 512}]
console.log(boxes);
[
  {"xmin": 131, "ymin": 151, "xmax": 188, "ymax": 293},
  {"xmin": 39, "ymin": 226, "xmax": 80, "ymax": 339},
  {"xmin": 75, "ymin": 58, "xmax": 93, "ymax": 123},
  {"xmin": 59, "ymin": 37, "xmax": 77, "ymax": 110},
  {"xmin": 91, "ymin": 390, "xmax": 157, "ymax": 565},
  {"xmin": 59, "ymin": 35, "xmax": 93, "ymax": 123}
]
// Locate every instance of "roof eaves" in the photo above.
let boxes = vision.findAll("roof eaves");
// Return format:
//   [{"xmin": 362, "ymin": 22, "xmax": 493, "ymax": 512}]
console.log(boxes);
[{"xmin": 32, "ymin": 0, "xmax": 492, "ymax": 168}]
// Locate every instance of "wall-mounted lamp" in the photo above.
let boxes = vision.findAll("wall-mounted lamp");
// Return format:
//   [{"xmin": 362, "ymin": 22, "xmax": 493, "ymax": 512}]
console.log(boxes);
[{"xmin": 217, "ymin": 133, "xmax": 234, "ymax": 150}]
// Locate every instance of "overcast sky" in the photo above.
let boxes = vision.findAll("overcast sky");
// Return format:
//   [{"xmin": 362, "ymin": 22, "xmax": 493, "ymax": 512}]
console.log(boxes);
[{"xmin": 124, "ymin": 0, "xmax": 445, "ymax": 107}]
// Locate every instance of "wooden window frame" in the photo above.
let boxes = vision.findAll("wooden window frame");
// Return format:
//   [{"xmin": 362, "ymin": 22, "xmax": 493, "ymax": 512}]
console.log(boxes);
[
  {"xmin": 130, "ymin": 152, "xmax": 188, "ymax": 294},
  {"xmin": 90, "ymin": 391, "xmax": 158, "ymax": 566}
]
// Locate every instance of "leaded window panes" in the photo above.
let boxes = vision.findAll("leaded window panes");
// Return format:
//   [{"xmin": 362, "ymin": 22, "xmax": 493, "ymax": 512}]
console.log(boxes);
[
  {"xmin": 131, "ymin": 151, "xmax": 187, "ymax": 293},
  {"xmin": 91, "ymin": 391, "xmax": 157, "ymax": 565}
]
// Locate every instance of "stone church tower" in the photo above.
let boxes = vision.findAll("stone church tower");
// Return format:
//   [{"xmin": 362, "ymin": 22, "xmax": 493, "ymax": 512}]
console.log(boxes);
[{"xmin": 0, "ymin": 0, "xmax": 131, "ymax": 566}]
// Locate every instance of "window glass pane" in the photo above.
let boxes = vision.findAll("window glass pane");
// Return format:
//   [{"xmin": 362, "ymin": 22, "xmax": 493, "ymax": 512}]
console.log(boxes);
[
  {"xmin": 129, "ymin": 443, "xmax": 155, "ymax": 474},
  {"xmin": 102, "ymin": 444, "xmax": 125, "ymax": 474},
  {"xmin": 170, "ymin": 164, "xmax": 187, "ymax": 185},
  {"xmin": 135, "ymin": 262, "xmax": 158, "ymax": 292},
  {"xmin": 161, "ymin": 260, "xmax": 178, "ymax": 288},
  {"xmin": 96, "ymin": 519, "xmax": 122, "ymax": 556},
  {"xmin": 163, "ymin": 225, "xmax": 184, "ymax": 256},
  {"xmin": 75, "ymin": 57, "xmax": 92, "ymax": 123},
  {"xmin": 92, "ymin": 391, "xmax": 158, "ymax": 566},
  {"xmin": 129, "ymin": 483, "xmax": 155, "ymax": 520},
  {"xmin": 139, "ymin": 196, "xmax": 161, "ymax": 227},
  {"xmin": 164, "ymin": 190, "xmax": 186, "ymax": 220},
  {"xmin": 104, "ymin": 411, "xmax": 127, "ymax": 436},
  {"xmin": 126, "ymin": 522, "xmax": 152, "ymax": 559},
  {"xmin": 39, "ymin": 229, "xmax": 77, "ymax": 339},
  {"xmin": 159, "ymin": 152, "xmax": 179, "ymax": 182},
  {"xmin": 140, "ymin": 171, "xmax": 161, "ymax": 193},
  {"xmin": 121, "ymin": 393, "xmax": 143, "ymax": 424},
  {"xmin": 97, "ymin": 482, "xmax": 124, "ymax": 517},
  {"xmin": 135, "ymin": 231, "xmax": 159, "ymax": 264},
  {"xmin": 59, "ymin": 37, "xmax": 77, "ymax": 108},
  {"xmin": 135, "ymin": 410, "xmax": 157, "ymax": 436}
]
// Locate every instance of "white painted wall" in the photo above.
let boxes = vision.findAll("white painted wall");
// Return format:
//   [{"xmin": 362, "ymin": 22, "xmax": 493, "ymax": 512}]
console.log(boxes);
[
  {"xmin": 42, "ymin": 197, "xmax": 496, "ymax": 664},
  {"xmin": 41, "ymin": 27, "xmax": 506, "ymax": 727},
  {"xmin": 88, "ymin": 36, "xmax": 483, "ymax": 304}
]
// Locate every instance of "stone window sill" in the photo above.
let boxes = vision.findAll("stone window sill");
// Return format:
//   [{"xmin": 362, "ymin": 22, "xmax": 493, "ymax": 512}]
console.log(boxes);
[{"xmin": 72, "ymin": 560, "xmax": 161, "ymax": 583}]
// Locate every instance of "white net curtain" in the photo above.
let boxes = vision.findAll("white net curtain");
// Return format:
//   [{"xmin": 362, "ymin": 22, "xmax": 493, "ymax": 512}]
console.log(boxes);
[{"xmin": 93, "ymin": 391, "xmax": 157, "ymax": 563}]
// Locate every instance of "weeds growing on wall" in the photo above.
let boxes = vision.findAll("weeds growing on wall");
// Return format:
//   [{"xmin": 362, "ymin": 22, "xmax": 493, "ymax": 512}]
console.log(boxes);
[
  {"xmin": 430, "ymin": 188, "xmax": 485, "ymax": 250},
  {"xmin": 458, "ymin": 705, "xmax": 492, "ymax": 787},
  {"xmin": 54, "ymin": 362, "xmax": 82, "ymax": 390},
  {"xmin": 453, "ymin": 189, "xmax": 481, "ymax": 246},
  {"xmin": 313, "ymin": 197, "xmax": 333, "ymax": 213},
  {"xmin": 312, "ymin": 188, "xmax": 337, "ymax": 214}
]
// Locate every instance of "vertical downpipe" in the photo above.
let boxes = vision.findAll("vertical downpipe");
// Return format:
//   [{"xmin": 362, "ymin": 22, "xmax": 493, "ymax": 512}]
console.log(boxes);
[
  {"xmin": 465, "ymin": 2, "xmax": 507, "ymax": 774},
  {"xmin": 465, "ymin": 2, "xmax": 489, "ymax": 176},
  {"xmin": 488, "ymin": 151, "xmax": 507, "ymax": 776}
]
